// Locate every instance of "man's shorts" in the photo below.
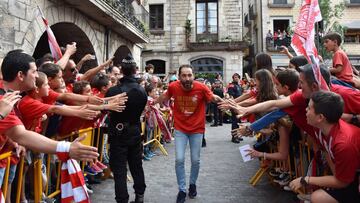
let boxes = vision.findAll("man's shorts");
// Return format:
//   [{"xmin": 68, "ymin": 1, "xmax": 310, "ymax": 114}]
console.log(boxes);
[{"xmin": 325, "ymin": 173, "xmax": 360, "ymax": 203}]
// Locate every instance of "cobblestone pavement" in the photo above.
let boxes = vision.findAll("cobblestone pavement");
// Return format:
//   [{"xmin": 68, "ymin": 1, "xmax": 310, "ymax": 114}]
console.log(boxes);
[{"xmin": 91, "ymin": 123, "xmax": 297, "ymax": 203}]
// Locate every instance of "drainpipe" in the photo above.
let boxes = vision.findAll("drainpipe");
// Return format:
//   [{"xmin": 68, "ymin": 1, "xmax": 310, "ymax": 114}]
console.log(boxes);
[
  {"xmin": 260, "ymin": 0, "xmax": 263, "ymax": 52},
  {"xmin": 105, "ymin": 28, "xmax": 110, "ymax": 60},
  {"xmin": 169, "ymin": 0, "xmax": 173, "ymax": 71}
]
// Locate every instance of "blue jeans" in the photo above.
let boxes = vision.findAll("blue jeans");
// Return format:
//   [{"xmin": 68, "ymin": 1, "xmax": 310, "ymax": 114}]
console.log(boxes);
[{"xmin": 174, "ymin": 130, "xmax": 203, "ymax": 192}]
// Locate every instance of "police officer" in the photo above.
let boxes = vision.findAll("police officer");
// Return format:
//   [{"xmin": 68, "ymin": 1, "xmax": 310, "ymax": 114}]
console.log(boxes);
[{"xmin": 106, "ymin": 55, "xmax": 147, "ymax": 203}]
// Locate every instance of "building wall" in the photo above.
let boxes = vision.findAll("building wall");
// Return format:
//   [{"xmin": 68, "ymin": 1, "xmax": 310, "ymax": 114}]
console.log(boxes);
[
  {"xmin": 143, "ymin": 0, "xmax": 244, "ymax": 82},
  {"xmin": 0, "ymin": 0, "xmax": 141, "ymax": 66}
]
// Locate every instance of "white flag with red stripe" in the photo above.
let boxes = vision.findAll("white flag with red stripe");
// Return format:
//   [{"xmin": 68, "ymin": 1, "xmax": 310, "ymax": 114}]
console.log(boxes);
[
  {"xmin": 37, "ymin": 6, "xmax": 63, "ymax": 62},
  {"xmin": 57, "ymin": 141, "xmax": 90, "ymax": 203},
  {"xmin": 291, "ymin": 0, "xmax": 328, "ymax": 90},
  {"xmin": 0, "ymin": 189, "xmax": 4, "ymax": 203}
]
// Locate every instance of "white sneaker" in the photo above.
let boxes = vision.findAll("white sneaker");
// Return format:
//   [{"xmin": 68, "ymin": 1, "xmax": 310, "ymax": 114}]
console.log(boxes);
[
  {"xmin": 85, "ymin": 185, "xmax": 93, "ymax": 194},
  {"xmin": 283, "ymin": 185, "xmax": 292, "ymax": 191},
  {"xmin": 297, "ymin": 194, "xmax": 311, "ymax": 201}
]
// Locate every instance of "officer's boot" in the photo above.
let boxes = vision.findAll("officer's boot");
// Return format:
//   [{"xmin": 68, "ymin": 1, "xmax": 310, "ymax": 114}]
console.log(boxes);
[{"xmin": 130, "ymin": 194, "xmax": 144, "ymax": 203}]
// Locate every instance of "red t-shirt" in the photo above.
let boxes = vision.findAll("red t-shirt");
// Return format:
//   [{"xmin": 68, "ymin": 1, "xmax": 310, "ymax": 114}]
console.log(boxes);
[
  {"xmin": 166, "ymin": 81, "xmax": 213, "ymax": 134},
  {"xmin": 284, "ymin": 90, "xmax": 316, "ymax": 138},
  {"xmin": 58, "ymin": 116, "xmax": 95, "ymax": 136},
  {"xmin": 332, "ymin": 49, "xmax": 353, "ymax": 83},
  {"xmin": 18, "ymin": 95, "xmax": 51, "ymax": 133},
  {"xmin": 331, "ymin": 84, "xmax": 360, "ymax": 114},
  {"xmin": 0, "ymin": 95, "xmax": 23, "ymax": 167},
  {"xmin": 322, "ymin": 120, "xmax": 360, "ymax": 183},
  {"xmin": 66, "ymin": 84, "xmax": 73, "ymax": 93},
  {"xmin": 42, "ymin": 89, "xmax": 60, "ymax": 105}
]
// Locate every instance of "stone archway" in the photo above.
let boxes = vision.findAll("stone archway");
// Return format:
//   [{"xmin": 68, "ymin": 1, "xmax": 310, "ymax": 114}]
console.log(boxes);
[
  {"xmin": 113, "ymin": 45, "xmax": 132, "ymax": 67},
  {"xmin": 33, "ymin": 22, "xmax": 97, "ymax": 72},
  {"xmin": 21, "ymin": 5, "xmax": 103, "ymax": 64}
]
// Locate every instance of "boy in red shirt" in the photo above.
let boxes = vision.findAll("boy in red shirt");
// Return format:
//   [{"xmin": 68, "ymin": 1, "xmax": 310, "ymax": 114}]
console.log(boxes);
[
  {"xmin": 19, "ymin": 72, "xmax": 101, "ymax": 133},
  {"xmin": 289, "ymin": 91, "xmax": 360, "ymax": 203},
  {"xmin": 323, "ymin": 32, "xmax": 354, "ymax": 86}
]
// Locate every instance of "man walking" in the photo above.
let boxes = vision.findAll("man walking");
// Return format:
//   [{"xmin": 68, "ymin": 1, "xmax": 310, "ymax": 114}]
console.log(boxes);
[
  {"xmin": 156, "ymin": 64, "xmax": 223, "ymax": 203},
  {"xmin": 106, "ymin": 55, "xmax": 147, "ymax": 203}
]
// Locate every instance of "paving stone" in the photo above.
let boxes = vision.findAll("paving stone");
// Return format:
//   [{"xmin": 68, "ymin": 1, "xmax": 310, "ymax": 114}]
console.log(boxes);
[{"xmin": 91, "ymin": 123, "xmax": 296, "ymax": 203}]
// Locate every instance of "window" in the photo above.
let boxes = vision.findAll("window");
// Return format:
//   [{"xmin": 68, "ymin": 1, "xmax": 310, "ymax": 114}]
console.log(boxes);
[
  {"xmin": 273, "ymin": 0, "xmax": 287, "ymax": 4},
  {"xmin": 149, "ymin": 5, "xmax": 163, "ymax": 30},
  {"xmin": 146, "ymin": 60, "xmax": 166, "ymax": 76},
  {"xmin": 191, "ymin": 57, "xmax": 223, "ymax": 74},
  {"xmin": 350, "ymin": 0, "xmax": 360, "ymax": 3},
  {"xmin": 344, "ymin": 30, "xmax": 360, "ymax": 43},
  {"xmin": 196, "ymin": 0, "xmax": 218, "ymax": 41}
]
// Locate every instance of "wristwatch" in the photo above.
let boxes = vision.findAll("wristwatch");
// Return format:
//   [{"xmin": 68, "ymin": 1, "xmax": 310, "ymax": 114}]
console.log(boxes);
[
  {"xmin": 351, "ymin": 114, "xmax": 360, "ymax": 126},
  {"xmin": 300, "ymin": 176, "xmax": 308, "ymax": 186}
]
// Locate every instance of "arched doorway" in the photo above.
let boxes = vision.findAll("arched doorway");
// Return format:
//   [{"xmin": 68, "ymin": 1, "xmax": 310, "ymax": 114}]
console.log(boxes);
[
  {"xmin": 113, "ymin": 45, "xmax": 132, "ymax": 67},
  {"xmin": 190, "ymin": 57, "xmax": 223, "ymax": 81},
  {"xmin": 146, "ymin": 59, "xmax": 166, "ymax": 77},
  {"xmin": 33, "ymin": 22, "xmax": 97, "ymax": 73}
]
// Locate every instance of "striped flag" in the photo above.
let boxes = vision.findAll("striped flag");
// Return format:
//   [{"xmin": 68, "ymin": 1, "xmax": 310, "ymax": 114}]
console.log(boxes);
[
  {"xmin": 0, "ymin": 189, "xmax": 4, "ymax": 203},
  {"xmin": 291, "ymin": 0, "xmax": 328, "ymax": 90},
  {"xmin": 37, "ymin": 6, "xmax": 63, "ymax": 62},
  {"xmin": 57, "ymin": 141, "xmax": 90, "ymax": 203}
]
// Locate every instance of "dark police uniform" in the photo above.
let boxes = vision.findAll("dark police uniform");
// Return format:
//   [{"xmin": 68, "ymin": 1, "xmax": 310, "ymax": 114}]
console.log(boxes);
[{"xmin": 106, "ymin": 75, "xmax": 147, "ymax": 203}]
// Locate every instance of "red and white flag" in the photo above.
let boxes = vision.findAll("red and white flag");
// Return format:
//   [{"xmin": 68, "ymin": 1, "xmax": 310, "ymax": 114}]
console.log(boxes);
[
  {"xmin": 37, "ymin": 6, "xmax": 63, "ymax": 62},
  {"xmin": 57, "ymin": 141, "xmax": 90, "ymax": 203},
  {"xmin": 0, "ymin": 189, "xmax": 4, "ymax": 203},
  {"xmin": 291, "ymin": 0, "xmax": 328, "ymax": 90}
]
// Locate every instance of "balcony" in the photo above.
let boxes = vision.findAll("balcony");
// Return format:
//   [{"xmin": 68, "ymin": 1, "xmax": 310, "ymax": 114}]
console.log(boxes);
[
  {"xmin": 188, "ymin": 40, "xmax": 248, "ymax": 52},
  {"xmin": 63, "ymin": 0, "xmax": 149, "ymax": 43},
  {"xmin": 249, "ymin": 4, "xmax": 257, "ymax": 20},
  {"xmin": 345, "ymin": 0, "xmax": 360, "ymax": 7},
  {"xmin": 266, "ymin": 36, "xmax": 294, "ymax": 52},
  {"xmin": 244, "ymin": 14, "xmax": 251, "ymax": 27},
  {"xmin": 268, "ymin": 0, "xmax": 295, "ymax": 8},
  {"xmin": 133, "ymin": 1, "xmax": 149, "ymax": 26}
]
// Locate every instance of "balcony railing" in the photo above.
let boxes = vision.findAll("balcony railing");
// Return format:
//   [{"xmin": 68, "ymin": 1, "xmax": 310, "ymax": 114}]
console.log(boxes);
[
  {"xmin": 268, "ymin": 0, "xmax": 295, "ymax": 8},
  {"xmin": 103, "ymin": 0, "xmax": 148, "ymax": 34},
  {"xmin": 133, "ymin": 1, "xmax": 149, "ymax": 26},
  {"xmin": 188, "ymin": 40, "xmax": 248, "ymax": 51},
  {"xmin": 266, "ymin": 36, "xmax": 293, "ymax": 52}
]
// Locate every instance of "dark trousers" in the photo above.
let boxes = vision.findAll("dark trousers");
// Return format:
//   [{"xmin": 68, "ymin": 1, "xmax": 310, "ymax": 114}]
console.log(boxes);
[
  {"xmin": 109, "ymin": 135, "xmax": 146, "ymax": 203},
  {"xmin": 231, "ymin": 110, "xmax": 239, "ymax": 130},
  {"xmin": 212, "ymin": 103, "xmax": 223, "ymax": 125}
]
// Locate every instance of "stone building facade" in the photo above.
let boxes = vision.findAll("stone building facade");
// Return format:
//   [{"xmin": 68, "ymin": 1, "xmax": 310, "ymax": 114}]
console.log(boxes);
[
  {"xmin": 141, "ymin": 0, "xmax": 247, "ymax": 83},
  {"xmin": 0, "ymin": 0, "xmax": 149, "ymax": 69},
  {"xmin": 244, "ymin": 0, "xmax": 360, "ymax": 70}
]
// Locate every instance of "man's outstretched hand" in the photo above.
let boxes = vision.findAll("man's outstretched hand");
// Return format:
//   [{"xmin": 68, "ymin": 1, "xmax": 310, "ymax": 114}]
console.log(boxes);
[{"xmin": 69, "ymin": 136, "xmax": 99, "ymax": 162}]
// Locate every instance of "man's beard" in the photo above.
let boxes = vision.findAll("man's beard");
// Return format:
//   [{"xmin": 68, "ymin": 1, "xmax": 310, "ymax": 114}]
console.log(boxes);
[{"xmin": 181, "ymin": 80, "xmax": 193, "ymax": 90}]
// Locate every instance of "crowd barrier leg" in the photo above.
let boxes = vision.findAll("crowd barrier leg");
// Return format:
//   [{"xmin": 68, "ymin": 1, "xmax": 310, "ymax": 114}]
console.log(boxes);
[
  {"xmin": 33, "ymin": 158, "xmax": 43, "ymax": 202},
  {"xmin": 47, "ymin": 162, "xmax": 61, "ymax": 199},
  {"xmin": 15, "ymin": 157, "xmax": 25, "ymax": 203},
  {"xmin": 45, "ymin": 154, "xmax": 51, "ymax": 196},
  {"xmin": 0, "ymin": 152, "xmax": 12, "ymax": 200},
  {"xmin": 299, "ymin": 142, "xmax": 304, "ymax": 177},
  {"xmin": 143, "ymin": 125, "xmax": 168, "ymax": 156}
]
